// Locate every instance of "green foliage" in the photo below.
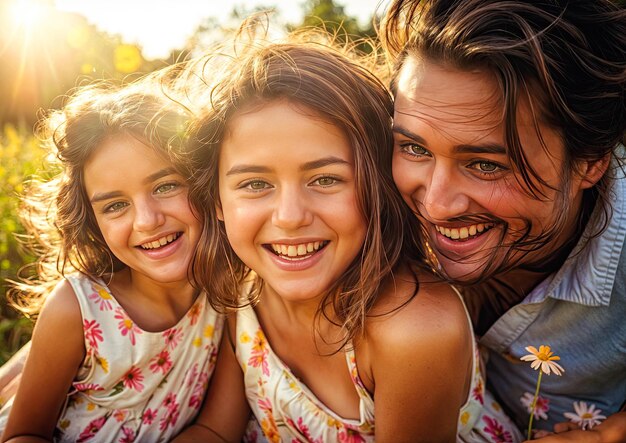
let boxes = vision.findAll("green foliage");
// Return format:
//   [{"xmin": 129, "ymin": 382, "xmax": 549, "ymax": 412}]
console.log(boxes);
[
  {"xmin": 295, "ymin": 0, "xmax": 377, "ymax": 53},
  {"xmin": 0, "ymin": 125, "xmax": 44, "ymax": 364}
]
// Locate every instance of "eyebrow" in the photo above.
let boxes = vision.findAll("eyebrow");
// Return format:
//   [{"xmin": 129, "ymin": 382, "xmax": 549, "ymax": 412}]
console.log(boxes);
[
  {"xmin": 393, "ymin": 125, "xmax": 507, "ymax": 155},
  {"xmin": 90, "ymin": 167, "xmax": 178, "ymax": 203},
  {"xmin": 225, "ymin": 156, "xmax": 350, "ymax": 176},
  {"xmin": 144, "ymin": 167, "xmax": 178, "ymax": 184}
]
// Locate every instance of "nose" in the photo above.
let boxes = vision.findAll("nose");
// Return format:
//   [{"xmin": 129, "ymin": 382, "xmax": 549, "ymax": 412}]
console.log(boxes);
[
  {"xmin": 133, "ymin": 198, "xmax": 166, "ymax": 232},
  {"xmin": 420, "ymin": 164, "xmax": 470, "ymax": 221},
  {"xmin": 271, "ymin": 185, "xmax": 313, "ymax": 230}
]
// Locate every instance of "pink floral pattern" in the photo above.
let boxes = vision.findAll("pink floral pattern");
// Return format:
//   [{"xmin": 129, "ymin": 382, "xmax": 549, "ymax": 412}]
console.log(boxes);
[
  {"xmin": 88, "ymin": 285, "xmax": 114, "ymax": 311},
  {"xmin": 121, "ymin": 366, "xmax": 144, "ymax": 392},
  {"xmin": 237, "ymin": 286, "xmax": 522, "ymax": 443},
  {"xmin": 83, "ymin": 319, "xmax": 104, "ymax": 350},
  {"xmin": 114, "ymin": 307, "xmax": 142, "ymax": 345},
  {"xmin": 77, "ymin": 416, "xmax": 107, "ymax": 442},
  {"xmin": 149, "ymin": 350, "xmax": 173, "ymax": 374},
  {"xmin": 248, "ymin": 330, "xmax": 270, "ymax": 377},
  {"xmin": 237, "ymin": 303, "xmax": 375, "ymax": 443},
  {"xmin": 42, "ymin": 274, "xmax": 223, "ymax": 442},
  {"xmin": 482, "ymin": 416, "xmax": 514, "ymax": 442},
  {"xmin": 520, "ymin": 392, "xmax": 550, "ymax": 421},
  {"xmin": 163, "ymin": 327, "xmax": 184, "ymax": 349}
]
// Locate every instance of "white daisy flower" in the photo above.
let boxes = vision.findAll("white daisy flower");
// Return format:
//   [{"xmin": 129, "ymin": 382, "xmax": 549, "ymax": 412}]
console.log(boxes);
[{"xmin": 564, "ymin": 401, "xmax": 607, "ymax": 430}]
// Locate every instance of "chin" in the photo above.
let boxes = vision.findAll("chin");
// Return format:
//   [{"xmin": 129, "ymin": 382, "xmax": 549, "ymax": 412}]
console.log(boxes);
[{"xmin": 435, "ymin": 255, "xmax": 493, "ymax": 283}]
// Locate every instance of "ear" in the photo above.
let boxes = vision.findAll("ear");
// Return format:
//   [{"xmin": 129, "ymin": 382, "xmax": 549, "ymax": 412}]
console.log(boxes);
[
  {"xmin": 578, "ymin": 154, "xmax": 610, "ymax": 190},
  {"xmin": 215, "ymin": 203, "xmax": 224, "ymax": 221}
]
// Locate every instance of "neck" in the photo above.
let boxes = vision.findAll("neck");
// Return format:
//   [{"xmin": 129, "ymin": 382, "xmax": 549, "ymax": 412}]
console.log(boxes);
[
  {"xmin": 255, "ymin": 284, "xmax": 344, "ymax": 353},
  {"xmin": 113, "ymin": 267, "xmax": 198, "ymax": 302},
  {"xmin": 258, "ymin": 284, "xmax": 322, "ymax": 328}
]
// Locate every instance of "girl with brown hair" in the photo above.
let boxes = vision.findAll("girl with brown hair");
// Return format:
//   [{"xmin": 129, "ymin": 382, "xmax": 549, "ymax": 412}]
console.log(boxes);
[{"xmin": 174, "ymin": 35, "xmax": 521, "ymax": 442}]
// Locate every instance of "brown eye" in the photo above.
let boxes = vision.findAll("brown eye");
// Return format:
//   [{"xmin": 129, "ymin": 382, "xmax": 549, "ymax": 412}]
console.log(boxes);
[
  {"xmin": 478, "ymin": 162, "xmax": 497, "ymax": 172},
  {"xmin": 242, "ymin": 180, "xmax": 270, "ymax": 191},
  {"xmin": 317, "ymin": 177, "xmax": 336, "ymax": 186}
]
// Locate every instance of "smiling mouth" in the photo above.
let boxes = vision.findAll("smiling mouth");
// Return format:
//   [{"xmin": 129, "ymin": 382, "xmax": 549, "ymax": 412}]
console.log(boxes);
[
  {"xmin": 435, "ymin": 223, "xmax": 494, "ymax": 241},
  {"xmin": 266, "ymin": 241, "xmax": 329, "ymax": 260},
  {"xmin": 139, "ymin": 232, "xmax": 181, "ymax": 250}
]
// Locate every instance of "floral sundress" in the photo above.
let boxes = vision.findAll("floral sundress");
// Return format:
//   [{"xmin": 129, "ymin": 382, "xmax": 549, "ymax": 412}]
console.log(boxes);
[
  {"xmin": 237, "ymin": 283, "xmax": 522, "ymax": 442},
  {"xmin": 0, "ymin": 274, "xmax": 224, "ymax": 442}
]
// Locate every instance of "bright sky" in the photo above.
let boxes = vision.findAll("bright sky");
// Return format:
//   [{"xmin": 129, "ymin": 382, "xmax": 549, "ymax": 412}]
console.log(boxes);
[{"xmin": 55, "ymin": 0, "xmax": 390, "ymax": 60}]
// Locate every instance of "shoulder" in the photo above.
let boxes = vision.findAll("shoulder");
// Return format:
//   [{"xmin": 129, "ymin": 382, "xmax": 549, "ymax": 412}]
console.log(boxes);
[
  {"xmin": 362, "ymin": 268, "xmax": 473, "ymax": 384},
  {"xmin": 38, "ymin": 278, "xmax": 82, "ymax": 322},
  {"xmin": 32, "ymin": 278, "xmax": 84, "ymax": 350},
  {"xmin": 359, "ymin": 269, "xmax": 474, "ymax": 438},
  {"xmin": 367, "ymin": 268, "xmax": 471, "ymax": 348}
]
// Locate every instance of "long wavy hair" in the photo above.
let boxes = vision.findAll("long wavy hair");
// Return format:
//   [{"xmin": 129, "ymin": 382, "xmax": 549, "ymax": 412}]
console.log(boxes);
[
  {"xmin": 185, "ymin": 30, "xmax": 424, "ymax": 343},
  {"xmin": 10, "ymin": 80, "xmax": 193, "ymax": 316},
  {"xmin": 380, "ymin": 0, "xmax": 626, "ymax": 283}
]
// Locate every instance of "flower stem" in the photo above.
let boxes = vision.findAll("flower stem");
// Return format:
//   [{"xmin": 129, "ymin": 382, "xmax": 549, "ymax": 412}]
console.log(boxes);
[{"xmin": 527, "ymin": 371, "xmax": 543, "ymax": 440}]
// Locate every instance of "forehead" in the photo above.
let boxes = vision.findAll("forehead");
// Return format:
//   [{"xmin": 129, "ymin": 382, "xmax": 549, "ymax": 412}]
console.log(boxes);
[
  {"xmin": 84, "ymin": 133, "xmax": 172, "ymax": 191},
  {"xmin": 394, "ymin": 56, "xmax": 505, "ymax": 136},
  {"xmin": 220, "ymin": 101, "xmax": 353, "ymax": 162}
]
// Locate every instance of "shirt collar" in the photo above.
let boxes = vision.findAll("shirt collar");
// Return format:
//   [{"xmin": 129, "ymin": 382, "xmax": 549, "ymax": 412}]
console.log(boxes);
[{"xmin": 524, "ymin": 157, "xmax": 626, "ymax": 307}]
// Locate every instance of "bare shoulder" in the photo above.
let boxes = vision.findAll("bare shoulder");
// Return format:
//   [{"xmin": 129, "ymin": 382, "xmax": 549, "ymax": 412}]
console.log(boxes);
[
  {"xmin": 362, "ymin": 268, "xmax": 474, "ymax": 439},
  {"xmin": 2, "ymin": 279, "xmax": 84, "ymax": 438},
  {"xmin": 31, "ymin": 278, "xmax": 84, "ymax": 356},
  {"xmin": 366, "ymin": 268, "xmax": 471, "ymax": 348},
  {"xmin": 37, "ymin": 278, "xmax": 81, "ymax": 324}
]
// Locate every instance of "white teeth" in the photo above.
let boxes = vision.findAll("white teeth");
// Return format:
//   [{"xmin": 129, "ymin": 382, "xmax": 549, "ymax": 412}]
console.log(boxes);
[
  {"xmin": 436, "ymin": 223, "xmax": 493, "ymax": 240},
  {"xmin": 140, "ymin": 233, "xmax": 179, "ymax": 250},
  {"xmin": 270, "ymin": 241, "xmax": 326, "ymax": 259}
]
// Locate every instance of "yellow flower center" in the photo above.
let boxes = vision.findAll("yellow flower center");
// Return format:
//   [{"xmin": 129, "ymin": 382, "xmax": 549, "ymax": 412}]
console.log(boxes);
[
  {"xmin": 537, "ymin": 351, "xmax": 550, "ymax": 361},
  {"xmin": 582, "ymin": 413, "xmax": 593, "ymax": 419}
]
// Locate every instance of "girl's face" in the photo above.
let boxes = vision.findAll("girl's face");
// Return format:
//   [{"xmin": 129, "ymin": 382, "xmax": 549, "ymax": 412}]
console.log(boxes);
[
  {"xmin": 218, "ymin": 101, "xmax": 367, "ymax": 304},
  {"xmin": 84, "ymin": 133, "xmax": 201, "ymax": 286},
  {"xmin": 392, "ymin": 57, "xmax": 595, "ymax": 281}
]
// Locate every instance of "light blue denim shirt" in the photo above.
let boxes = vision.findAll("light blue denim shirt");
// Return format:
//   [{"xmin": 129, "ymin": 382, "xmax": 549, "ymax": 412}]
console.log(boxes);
[{"xmin": 481, "ymin": 161, "xmax": 626, "ymax": 432}]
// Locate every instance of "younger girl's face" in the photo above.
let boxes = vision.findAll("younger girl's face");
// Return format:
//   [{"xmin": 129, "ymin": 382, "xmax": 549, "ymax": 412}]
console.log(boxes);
[
  {"xmin": 218, "ymin": 101, "xmax": 367, "ymax": 304},
  {"xmin": 84, "ymin": 133, "xmax": 201, "ymax": 286}
]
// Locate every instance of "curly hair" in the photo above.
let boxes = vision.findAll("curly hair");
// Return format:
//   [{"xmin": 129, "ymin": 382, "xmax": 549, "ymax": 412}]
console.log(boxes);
[{"xmin": 11, "ymin": 80, "xmax": 192, "ymax": 315}]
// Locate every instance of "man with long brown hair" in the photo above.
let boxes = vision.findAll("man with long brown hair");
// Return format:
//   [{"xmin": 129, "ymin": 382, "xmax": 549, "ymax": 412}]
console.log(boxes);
[{"xmin": 381, "ymin": 0, "xmax": 626, "ymax": 441}]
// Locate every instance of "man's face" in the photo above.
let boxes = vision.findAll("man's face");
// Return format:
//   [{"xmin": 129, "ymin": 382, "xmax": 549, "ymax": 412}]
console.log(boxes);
[{"xmin": 392, "ymin": 56, "xmax": 594, "ymax": 281}]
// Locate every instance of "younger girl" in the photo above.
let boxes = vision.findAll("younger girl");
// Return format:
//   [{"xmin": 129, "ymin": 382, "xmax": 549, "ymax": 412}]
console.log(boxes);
[
  {"xmin": 0, "ymin": 82, "xmax": 223, "ymax": 441},
  {"xmin": 176, "ymin": 38, "xmax": 522, "ymax": 442}
]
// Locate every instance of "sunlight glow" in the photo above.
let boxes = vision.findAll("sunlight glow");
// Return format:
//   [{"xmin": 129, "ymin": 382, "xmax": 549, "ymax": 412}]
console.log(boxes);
[{"xmin": 10, "ymin": 0, "xmax": 46, "ymax": 29}]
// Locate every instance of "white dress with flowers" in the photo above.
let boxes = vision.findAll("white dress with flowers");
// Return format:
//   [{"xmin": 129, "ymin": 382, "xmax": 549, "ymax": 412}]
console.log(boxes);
[
  {"xmin": 238, "ymin": 283, "xmax": 522, "ymax": 443},
  {"xmin": 0, "ymin": 274, "xmax": 223, "ymax": 442}
]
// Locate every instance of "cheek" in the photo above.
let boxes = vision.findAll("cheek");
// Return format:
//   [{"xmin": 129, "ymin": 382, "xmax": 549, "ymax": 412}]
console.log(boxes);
[
  {"xmin": 336, "ymin": 195, "xmax": 367, "ymax": 243},
  {"xmin": 392, "ymin": 160, "xmax": 420, "ymax": 204}
]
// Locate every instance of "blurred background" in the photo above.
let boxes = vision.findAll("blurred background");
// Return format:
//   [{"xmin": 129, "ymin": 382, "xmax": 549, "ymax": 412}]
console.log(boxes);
[{"xmin": 0, "ymin": 0, "xmax": 385, "ymax": 364}]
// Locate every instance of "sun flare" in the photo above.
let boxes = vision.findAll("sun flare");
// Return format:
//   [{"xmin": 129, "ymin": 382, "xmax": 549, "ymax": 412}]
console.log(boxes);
[{"xmin": 10, "ymin": 0, "xmax": 46, "ymax": 28}]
